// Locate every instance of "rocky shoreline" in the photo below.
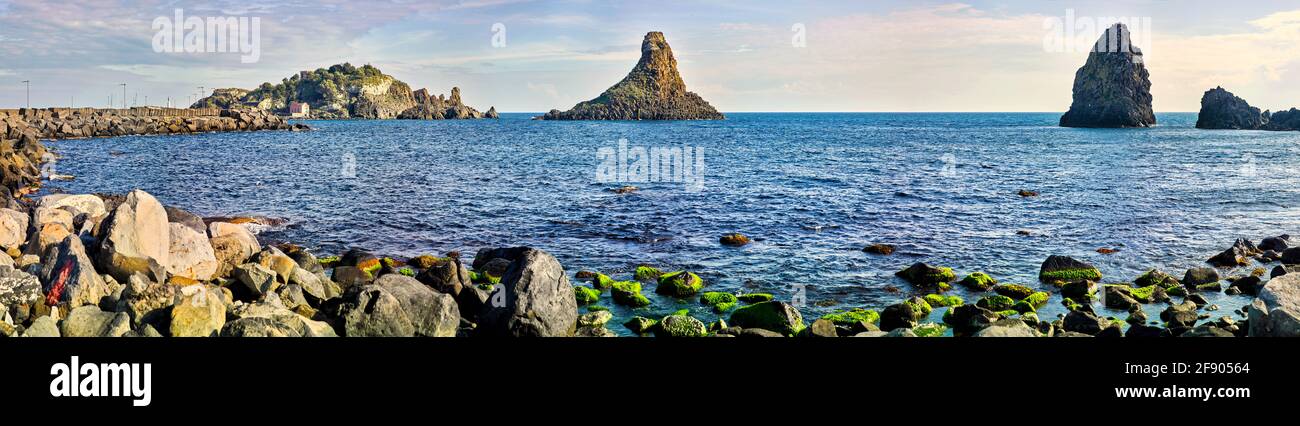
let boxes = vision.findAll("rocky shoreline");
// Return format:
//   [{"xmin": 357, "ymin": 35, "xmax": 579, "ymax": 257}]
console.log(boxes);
[
  {"xmin": 0, "ymin": 107, "xmax": 307, "ymax": 201},
  {"xmin": 1, "ymin": 189, "xmax": 1297, "ymax": 338}
]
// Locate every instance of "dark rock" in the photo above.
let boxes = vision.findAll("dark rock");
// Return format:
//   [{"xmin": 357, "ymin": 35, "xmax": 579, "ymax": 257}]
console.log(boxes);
[
  {"xmin": 894, "ymin": 262, "xmax": 956, "ymax": 286},
  {"xmin": 1062, "ymin": 310, "xmax": 1109, "ymax": 335},
  {"xmin": 1196, "ymin": 87, "xmax": 1266, "ymax": 129},
  {"xmin": 1230, "ymin": 275, "xmax": 1264, "ymax": 296},
  {"xmin": 1039, "ymin": 255, "xmax": 1101, "ymax": 282},
  {"xmin": 1059, "ymin": 23, "xmax": 1155, "ymax": 128},
  {"xmin": 862, "ymin": 244, "xmax": 895, "ymax": 255},
  {"xmin": 537, "ymin": 32, "xmax": 723, "ymax": 121},
  {"xmin": 1260, "ymin": 235, "xmax": 1291, "ymax": 252},
  {"xmin": 476, "ymin": 247, "xmax": 578, "ymax": 337},
  {"xmin": 1125, "ymin": 324, "xmax": 1163, "ymax": 338},
  {"xmin": 728, "ymin": 301, "xmax": 804, "ymax": 335},
  {"xmin": 1161, "ymin": 301, "xmax": 1200, "ymax": 328},
  {"xmin": 1208, "ymin": 238, "xmax": 1259, "ymax": 267},
  {"xmin": 1182, "ymin": 267, "xmax": 1220, "ymax": 287},
  {"xmin": 1281, "ymin": 247, "xmax": 1300, "ymax": 264},
  {"xmin": 800, "ymin": 318, "xmax": 838, "ymax": 338}
]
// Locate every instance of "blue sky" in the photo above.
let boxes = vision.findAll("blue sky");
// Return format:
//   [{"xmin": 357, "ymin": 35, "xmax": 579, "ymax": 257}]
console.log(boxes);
[{"xmin": 2, "ymin": 0, "xmax": 1300, "ymax": 112}]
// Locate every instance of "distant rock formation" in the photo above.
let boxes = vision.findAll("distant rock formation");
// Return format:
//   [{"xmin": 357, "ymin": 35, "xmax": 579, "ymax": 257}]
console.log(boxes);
[
  {"xmin": 1196, "ymin": 86, "xmax": 1300, "ymax": 131},
  {"xmin": 191, "ymin": 63, "xmax": 496, "ymax": 120},
  {"xmin": 1059, "ymin": 23, "xmax": 1155, "ymax": 128},
  {"xmin": 538, "ymin": 32, "xmax": 723, "ymax": 120}
]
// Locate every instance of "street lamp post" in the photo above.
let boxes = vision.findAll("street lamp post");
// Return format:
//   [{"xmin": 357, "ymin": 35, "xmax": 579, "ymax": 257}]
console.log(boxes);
[
  {"xmin": 119, "ymin": 83, "xmax": 127, "ymax": 109},
  {"xmin": 21, "ymin": 80, "xmax": 29, "ymax": 109}
]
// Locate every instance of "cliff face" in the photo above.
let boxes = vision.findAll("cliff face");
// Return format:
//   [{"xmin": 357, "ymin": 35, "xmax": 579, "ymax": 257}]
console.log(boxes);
[
  {"xmin": 1196, "ymin": 86, "xmax": 1300, "ymax": 131},
  {"xmin": 192, "ymin": 63, "xmax": 495, "ymax": 120},
  {"xmin": 1059, "ymin": 23, "xmax": 1155, "ymax": 128},
  {"xmin": 538, "ymin": 32, "xmax": 723, "ymax": 120}
]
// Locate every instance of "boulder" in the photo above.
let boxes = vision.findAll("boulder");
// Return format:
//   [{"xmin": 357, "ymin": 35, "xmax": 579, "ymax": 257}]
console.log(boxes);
[
  {"xmin": 97, "ymin": 190, "xmax": 170, "ymax": 281},
  {"xmin": 60, "ymin": 305, "xmax": 130, "ymax": 337},
  {"xmin": 0, "ymin": 208, "xmax": 28, "ymax": 251},
  {"xmin": 414, "ymin": 257, "xmax": 471, "ymax": 296},
  {"xmin": 0, "ymin": 265, "xmax": 42, "ymax": 322},
  {"xmin": 220, "ymin": 317, "xmax": 301, "ymax": 337},
  {"xmin": 894, "ymin": 262, "xmax": 956, "ymax": 286},
  {"xmin": 168, "ymin": 285, "xmax": 226, "ymax": 337},
  {"xmin": 973, "ymin": 318, "xmax": 1040, "ymax": 337},
  {"xmin": 39, "ymin": 194, "xmax": 107, "ymax": 220},
  {"xmin": 232, "ymin": 263, "xmax": 277, "ymax": 299},
  {"xmin": 1161, "ymin": 301, "xmax": 1200, "ymax": 329},
  {"xmin": 165, "ymin": 223, "xmax": 217, "ymax": 281},
  {"xmin": 1208, "ymin": 238, "xmax": 1258, "ymax": 267},
  {"xmin": 1059, "ymin": 23, "xmax": 1155, "ymax": 128},
  {"xmin": 163, "ymin": 205, "xmax": 206, "ymax": 234},
  {"xmin": 39, "ymin": 235, "xmax": 109, "ymax": 308},
  {"xmin": 22, "ymin": 315, "xmax": 60, "ymax": 337},
  {"xmin": 654, "ymin": 314, "xmax": 708, "ymax": 337},
  {"xmin": 728, "ymin": 301, "xmax": 805, "ymax": 335},
  {"xmin": 1062, "ymin": 310, "xmax": 1109, "ymax": 335},
  {"xmin": 115, "ymin": 276, "xmax": 177, "ymax": 329},
  {"xmin": 943, "ymin": 304, "xmax": 999, "ymax": 335},
  {"xmin": 1282, "ymin": 247, "xmax": 1300, "ymax": 264},
  {"xmin": 228, "ymin": 299, "xmax": 335, "ymax": 337},
  {"xmin": 476, "ymin": 247, "xmax": 577, "ymax": 337},
  {"xmin": 1196, "ymin": 87, "xmax": 1266, "ymax": 129},
  {"xmin": 1039, "ymin": 255, "xmax": 1102, "ymax": 282},
  {"xmin": 207, "ymin": 221, "xmax": 260, "ymax": 277},
  {"xmin": 1248, "ymin": 273, "xmax": 1300, "ymax": 337},
  {"xmin": 1259, "ymin": 235, "xmax": 1291, "ymax": 252},
  {"xmin": 1182, "ymin": 267, "xmax": 1220, "ymax": 287},
  {"xmin": 332, "ymin": 275, "xmax": 458, "ymax": 337}
]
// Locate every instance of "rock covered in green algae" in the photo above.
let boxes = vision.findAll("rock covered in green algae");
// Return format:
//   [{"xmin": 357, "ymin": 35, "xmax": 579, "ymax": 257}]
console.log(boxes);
[
  {"xmin": 654, "ymin": 314, "xmax": 708, "ymax": 337},
  {"xmin": 922, "ymin": 294, "xmax": 963, "ymax": 308},
  {"xmin": 736, "ymin": 293, "xmax": 773, "ymax": 303},
  {"xmin": 992, "ymin": 284, "xmax": 1034, "ymax": 300},
  {"xmin": 633, "ymin": 265, "xmax": 662, "ymax": 282},
  {"xmin": 655, "ymin": 271, "xmax": 703, "ymax": 297},
  {"xmin": 976, "ymin": 295, "xmax": 1016, "ymax": 312},
  {"xmin": 729, "ymin": 301, "xmax": 805, "ymax": 335},
  {"xmin": 820, "ymin": 307, "xmax": 880, "ymax": 326},
  {"xmin": 623, "ymin": 316, "xmax": 657, "ymax": 334},
  {"xmin": 1038, "ymin": 255, "xmax": 1102, "ymax": 283},
  {"xmin": 574, "ymin": 286, "xmax": 601, "ymax": 305},
  {"xmin": 1134, "ymin": 269, "xmax": 1179, "ymax": 288},
  {"xmin": 958, "ymin": 272, "xmax": 997, "ymax": 291},
  {"xmin": 912, "ymin": 322, "xmax": 947, "ymax": 337},
  {"xmin": 611, "ymin": 281, "xmax": 651, "ymax": 307},
  {"xmin": 895, "ymin": 262, "xmax": 956, "ymax": 287},
  {"xmin": 879, "ymin": 298, "xmax": 931, "ymax": 331},
  {"xmin": 699, "ymin": 291, "xmax": 738, "ymax": 313}
]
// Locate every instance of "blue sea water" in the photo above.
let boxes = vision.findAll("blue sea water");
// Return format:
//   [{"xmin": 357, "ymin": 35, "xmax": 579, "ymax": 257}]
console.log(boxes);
[{"xmin": 41, "ymin": 113, "xmax": 1300, "ymax": 334}]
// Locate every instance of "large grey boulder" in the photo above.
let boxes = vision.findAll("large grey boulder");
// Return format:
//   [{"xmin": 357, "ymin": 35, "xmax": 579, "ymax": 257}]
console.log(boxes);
[
  {"xmin": 97, "ymin": 189, "xmax": 170, "ymax": 282},
  {"xmin": 1248, "ymin": 274, "xmax": 1300, "ymax": 337},
  {"xmin": 60, "ymin": 305, "xmax": 131, "ymax": 337},
  {"xmin": 38, "ymin": 194, "xmax": 107, "ymax": 220},
  {"xmin": 475, "ymin": 247, "xmax": 577, "ymax": 337},
  {"xmin": 332, "ymin": 274, "xmax": 458, "ymax": 337}
]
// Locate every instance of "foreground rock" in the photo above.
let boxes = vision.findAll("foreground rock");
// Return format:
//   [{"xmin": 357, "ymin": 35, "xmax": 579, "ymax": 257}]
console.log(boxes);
[
  {"xmin": 1249, "ymin": 273, "xmax": 1300, "ymax": 336},
  {"xmin": 1059, "ymin": 23, "xmax": 1155, "ymax": 128},
  {"xmin": 474, "ymin": 247, "xmax": 578, "ymax": 337},
  {"xmin": 537, "ymin": 32, "xmax": 723, "ymax": 121},
  {"xmin": 97, "ymin": 190, "xmax": 170, "ymax": 281},
  {"xmin": 331, "ymin": 274, "xmax": 458, "ymax": 337}
]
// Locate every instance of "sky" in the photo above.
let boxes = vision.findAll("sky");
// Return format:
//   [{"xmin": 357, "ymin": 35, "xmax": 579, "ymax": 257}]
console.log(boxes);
[{"xmin": 2, "ymin": 0, "xmax": 1300, "ymax": 112}]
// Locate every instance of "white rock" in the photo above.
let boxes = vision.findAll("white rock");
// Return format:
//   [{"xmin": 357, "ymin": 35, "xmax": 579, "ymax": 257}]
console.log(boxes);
[
  {"xmin": 0, "ymin": 208, "xmax": 28, "ymax": 251},
  {"xmin": 166, "ymin": 223, "xmax": 217, "ymax": 281},
  {"xmin": 98, "ymin": 190, "xmax": 170, "ymax": 281},
  {"xmin": 39, "ymin": 194, "xmax": 107, "ymax": 220},
  {"xmin": 1249, "ymin": 273, "xmax": 1300, "ymax": 337}
]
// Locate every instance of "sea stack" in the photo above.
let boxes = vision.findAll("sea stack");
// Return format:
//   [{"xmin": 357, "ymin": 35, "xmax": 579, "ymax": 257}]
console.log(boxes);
[
  {"xmin": 538, "ymin": 32, "xmax": 723, "ymax": 120},
  {"xmin": 1059, "ymin": 23, "xmax": 1155, "ymax": 128},
  {"xmin": 1196, "ymin": 86, "xmax": 1300, "ymax": 131},
  {"xmin": 1196, "ymin": 87, "xmax": 1265, "ymax": 129}
]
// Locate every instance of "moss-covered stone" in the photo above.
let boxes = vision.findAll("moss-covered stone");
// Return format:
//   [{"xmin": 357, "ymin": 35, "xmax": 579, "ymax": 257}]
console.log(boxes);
[
  {"xmin": 1039, "ymin": 255, "xmax": 1102, "ymax": 282},
  {"xmin": 958, "ymin": 272, "xmax": 997, "ymax": 291},
  {"xmin": 408, "ymin": 254, "xmax": 444, "ymax": 269},
  {"xmin": 1062, "ymin": 297, "xmax": 1083, "ymax": 312},
  {"xmin": 587, "ymin": 305, "xmax": 609, "ymax": 312},
  {"xmin": 634, "ymin": 265, "xmax": 663, "ymax": 282},
  {"xmin": 1134, "ymin": 269, "xmax": 1178, "ymax": 288},
  {"xmin": 820, "ymin": 308, "xmax": 879, "ymax": 326},
  {"xmin": 317, "ymin": 255, "xmax": 341, "ymax": 268},
  {"xmin": 593, "ymin": 273, "xmax": 616, "ymax": 289},
  {"xmin": 1060, "ymin": 280, "xmax": 1096, "ymax": 300},
  {"xmin": 905, "ymin": 297, "xmax": 933, "ymax": 316},
  {"xmin": 736, "ymin": 293, "xmax": 774, "ymax": 303},
  {"xmin": 575, "ymin": 286, "xmax": 602, "ymax": 305},
  {"xmin": 699, "ymin": 292, "xmax": 739, "ymax": 313},
  {"xmin": 654, "ymin": 314, "xmax": 708, "ymax": 337},
  {"xmin": 623, "ymin": 316, "xmax": 657, "ymax": 334},
  {"xmin": 993, "ymin": 284, "xmax": 1035, "ymax": 300},
  {"xmin": 729, "ymin": 301, "xmax": 805, "ymax": 335},
  {"xmin": 1164, "ymin": 284, "xmax": 1187, "ymax": 297},
  {"xmin": 611, "ymin": 281, "xmax": 651, "ymax": 307},
  {"xmin": 1022, "ymin": 291, "xmax": 1049, "ymax": 308},
  {"xmin": 923, "ymin": 293, "xmax": 964, "ymax": 307},
  {"xmin": 895, "ymin": 263, "xmax": 957, "ymax": 286},
  {"xmin": 976, "ymin": 295, "xmax": 1016, "ymax": 312},
  {"xmin": 1128, "ymin": 285, "xmax": 1158, "ymax": 303},
  {"xmin": 913, "ymin": 322, "xmax": 947, "ymax": 337},
  {"xmin": 1011, "ymin": 300, "xmax": 1036, "ymax": 314},
  {"xmin": 398, "ymin": 267, "xmax": 415, "ymax": 277},
  {"xmin": 656, "ymin": 271, "xmax": 704, "ymax": 297}
]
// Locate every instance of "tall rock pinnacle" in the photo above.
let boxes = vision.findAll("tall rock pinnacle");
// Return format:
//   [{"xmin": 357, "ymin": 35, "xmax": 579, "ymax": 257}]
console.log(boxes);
[
  {"xmin": 1059, "ymin": 23, "xmax": 1155, "ymax": 128},
  {"xmin": 538, "ymin": 32, "xmax": 724, "ymax": 120}
]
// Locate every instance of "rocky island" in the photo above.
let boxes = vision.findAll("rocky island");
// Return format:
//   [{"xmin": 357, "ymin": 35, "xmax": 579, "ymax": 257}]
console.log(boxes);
[
  {"xmin": 1196, "ymin": 86, "xmax": 1300, "ymax": 131},
  {"xmin": 193, "ymin": 63, "xmax": 498, "ymax": 120},
  {"xmin": 537, "ymin": 32, "xmax": 723, "ymax": 120},
  {"xmin": 1059, "ymin": 23, "xmax": 1155, "ymax": 128}
]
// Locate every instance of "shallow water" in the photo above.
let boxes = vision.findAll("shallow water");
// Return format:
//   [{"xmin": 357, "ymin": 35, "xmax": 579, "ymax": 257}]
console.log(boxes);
[{"xmin": 43, "ymin": 113, "xmax": 1300, "ymax": 335}]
